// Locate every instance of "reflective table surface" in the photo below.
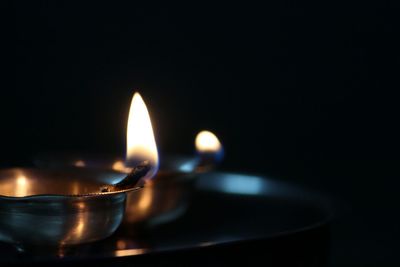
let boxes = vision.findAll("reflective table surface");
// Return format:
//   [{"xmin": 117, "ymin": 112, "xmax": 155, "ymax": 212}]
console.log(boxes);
[{"xmin": 0, "ymin": 172, "xmax": 333, "ymax": 267}]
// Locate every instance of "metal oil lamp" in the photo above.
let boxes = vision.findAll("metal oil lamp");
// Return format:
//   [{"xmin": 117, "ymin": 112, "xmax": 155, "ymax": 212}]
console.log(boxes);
[{"xmin": 0, "ymin": 167, "xmax": 144, "ymax": 249}]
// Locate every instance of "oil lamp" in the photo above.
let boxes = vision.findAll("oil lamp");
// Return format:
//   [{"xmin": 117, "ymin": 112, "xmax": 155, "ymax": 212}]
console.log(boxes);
[
  {"xmin": 0, "ymin": 93, "xmax": 163, "ymax": 249},
  {"xmin": 0, "ymin": 168, "xmax": 143, "ymax": 249},
  {"xmin": 33, "ymin": 93, "xmax": 224, "ymax": 226}
]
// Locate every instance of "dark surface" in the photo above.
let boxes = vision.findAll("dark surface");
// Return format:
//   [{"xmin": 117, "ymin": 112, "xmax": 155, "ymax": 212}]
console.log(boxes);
[
  {"xmin": 0, "ymin": 172, "xmax": 331, "ymax": 267},
  {"xmin": 7, "ymin": 1, "xmax": 400, "ymax": 266}
]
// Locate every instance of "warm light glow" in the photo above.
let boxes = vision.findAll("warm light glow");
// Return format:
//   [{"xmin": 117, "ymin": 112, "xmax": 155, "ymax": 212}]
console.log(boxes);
[
  {"xmin": 195, "ymin": 130, "xmax": 222, "ymax": 153},
  {"xmin": 112, "ymin": 160, "xmax": 125, "ymax": 172},
  {"xmin": 15, "ymin": 175, "xmax": 29, "ymax": 197},
  {"xmin": 137, "ymin": 187, "xmax": 153, "ymax": 211},
  {"xmin": 116, "ymin": 240, "xmax": 127, "ymax": 250},
  {"xmin": 16, "ymin": 176, "xmax": 27, "ymax": 186},
  {"xmin": 61, "ymin": 203, "xmax": 87, "ymax": 245},
  {"xmin": 72, "ymin": 181, "xmax": 80, "ymax": 195},
  {"xmin": 112, "ymin": 160, "xmax": 132, "ymax": 173},
  {"xmin": 74, "ymin": 160, "xmax": 86, "ymax": 167},
  {"xmin": 75, "ymin": 219, "xmax": 85, "ymax": 237},
  {"xmin": 126, "ymin": 92, "xmax": 159, "ymax": 179},
  {"xmin": 114, "ymin": 248, "xmax": 146, "ymax": 257}
]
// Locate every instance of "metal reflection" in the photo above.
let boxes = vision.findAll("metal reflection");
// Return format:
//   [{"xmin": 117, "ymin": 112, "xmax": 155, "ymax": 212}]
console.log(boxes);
[
  {"xmin": 15, "ymin": 175, "xmax": 29, "ymax": 197},
  {"xmin": 0, "ymin": 168, "xmax": 135, "ymax": 247},
  {"xmin": 114, "ymin": 248, "xmax": 146, "ymax": 257},
  {"xmin": 220, "ymin": 174, "xmax": 264, "ymax": 195},
  {"xmin": 197, "ymin": 173, "xmax": 268, "ymax": 195},
  {"xmin": 124, "ymin": 171, "xmax": 195, "ymax": 225},
  {"xmin": 178, "ymin": 158, "xmax": 199, "ymax": 172}
]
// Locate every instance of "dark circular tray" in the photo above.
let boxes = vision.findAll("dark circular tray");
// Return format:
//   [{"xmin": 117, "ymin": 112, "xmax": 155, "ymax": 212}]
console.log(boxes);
[{"xmin": 0, "ymin": 172, "xmax": 333, "ymax": 267}]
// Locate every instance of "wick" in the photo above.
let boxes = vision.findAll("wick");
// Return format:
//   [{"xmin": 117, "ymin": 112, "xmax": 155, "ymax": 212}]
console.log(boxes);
[{"xmin": 100, "ymin": 161, "xmax": 150, "ymax": 192}]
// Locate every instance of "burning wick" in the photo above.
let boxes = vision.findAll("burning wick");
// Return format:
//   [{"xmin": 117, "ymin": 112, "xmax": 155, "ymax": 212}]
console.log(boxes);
[
  {"xmin": 195, "ymin": 130, "xmax": 224, "ymax": 172},
  {"xmin": 177, "ymin": 130, "xmax": 224, "ymax": 173},
  {"xmin": 101, "ymin": 92, "xmax": 158, "ymax": 192},
  {"xmin": 100, "ymin": 161, "xmax": 150, "ymax": 192},
  {"xmin": 125, "ymin": 92, "xmax": 159, "ymax": 180}
]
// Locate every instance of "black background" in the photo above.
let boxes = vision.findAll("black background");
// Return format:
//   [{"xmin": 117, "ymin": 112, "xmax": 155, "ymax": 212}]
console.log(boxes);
[{"xmin": 7, "ymin": 1, "xmax": 400, "ymax": 266}]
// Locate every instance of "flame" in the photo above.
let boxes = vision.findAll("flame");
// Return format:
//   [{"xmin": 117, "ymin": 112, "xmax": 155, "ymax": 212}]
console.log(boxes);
[
  {"xmin": 126, "ymin": 92, "xmax": 159, "ymax": 179},
  {"xmin": 195, "ymin": 130, "xmax": 222, "ymax": 153}
]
